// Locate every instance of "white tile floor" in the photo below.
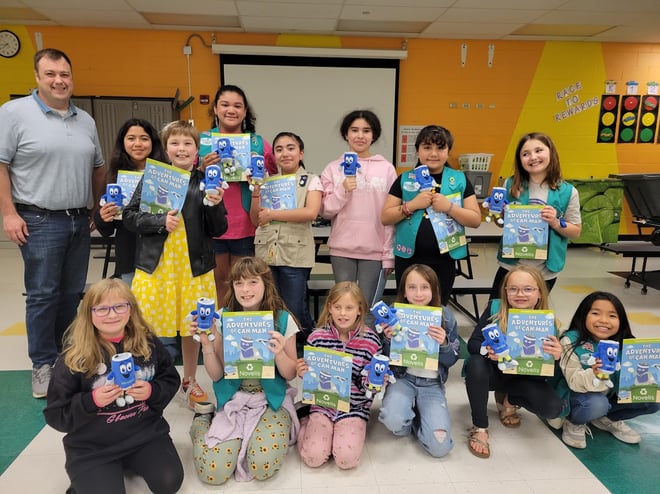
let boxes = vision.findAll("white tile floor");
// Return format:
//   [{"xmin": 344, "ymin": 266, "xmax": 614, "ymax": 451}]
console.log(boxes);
[{"xmin": 1, "ymin": 240, "xmax": 659, "ymax": 494}]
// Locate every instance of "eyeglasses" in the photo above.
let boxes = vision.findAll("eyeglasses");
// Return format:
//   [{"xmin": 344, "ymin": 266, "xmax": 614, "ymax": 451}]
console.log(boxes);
[
  {"xmin": 504, "ymin": 286, "xmax": 539, "ymax": 295},
  {"xmin": 91, "ymin": 303, "xmax": 131, "ymax": 317}
]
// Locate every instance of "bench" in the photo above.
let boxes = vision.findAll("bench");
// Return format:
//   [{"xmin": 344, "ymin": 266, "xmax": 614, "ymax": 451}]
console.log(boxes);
[{"xmin": 307, "ymin": 272, "xmax": 490, "ymax": 323}]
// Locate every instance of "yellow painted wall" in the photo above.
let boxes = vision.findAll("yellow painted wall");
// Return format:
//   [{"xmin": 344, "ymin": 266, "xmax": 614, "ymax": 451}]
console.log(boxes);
[{"xmin": 2, "ymin": 25, "xmax": 659, "ymax": 233}]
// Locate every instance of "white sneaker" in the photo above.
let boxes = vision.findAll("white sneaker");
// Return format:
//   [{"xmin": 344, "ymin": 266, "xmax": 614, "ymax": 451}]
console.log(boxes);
[
  {"xmin": 562, "ymin": 420, "xmax": 591, "ymax": 449},
  {"xmin": 591, "ymin": 416, "xmax": 641, "ymax": 444},
  {"xmin": 32, "ymin": 364, "xmax": 52, "ymax": 398},
  {"xmin": 546, "ymin": 417, "xmax": 564, "ymax": 430}
]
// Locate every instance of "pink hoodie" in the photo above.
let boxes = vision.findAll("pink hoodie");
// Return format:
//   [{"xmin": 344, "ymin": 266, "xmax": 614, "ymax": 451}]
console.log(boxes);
[{"xmin": 321, "ymin": 154, "xmax": 397, "ymax": 268}]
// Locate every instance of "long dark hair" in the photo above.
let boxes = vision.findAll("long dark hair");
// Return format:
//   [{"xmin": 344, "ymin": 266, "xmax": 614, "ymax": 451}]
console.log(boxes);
[
  {"xmin": 562, "ymin": 291, "xmax": 634, "ymax": 364},
  {"xmin": 272, "ymin": 131, "xmax": 306, "ymax": 169},
  {"xmin": 107, "ymin": 118, "xmax": 166, "ymax": 183},
  {"xmin": 210, "ymin": 84, "xmax": 256, "ymax": 133}
]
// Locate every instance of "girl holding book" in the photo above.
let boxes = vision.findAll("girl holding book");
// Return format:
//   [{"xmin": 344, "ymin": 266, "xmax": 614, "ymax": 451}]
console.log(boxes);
[
  {"xmin": 489, "ymin": 132, "xmax": 581, "ymax": 298},
  {"xmin": 43, "ymin": 278, "xmax": 183, "ymax": 494},
  {"xmin": 94, "ymin": 118, "xmax": 167, "ymax": 286},
  {"xmin": 552, "ymin": 291, "xmax": 659, "ymax": 449},
  {"xmin": 464, "ymin": 265, "xmax": 563, "ymax": 459},
  {"xmin": 378, "ymin": 264, "xmax": 460, "ymax": 458},
  {"xmin": 250, "ymin": 132, "xmax": 322, "ymax": 348},
  {"xmin": 123, "ymin": 120, "xmax": 228, "ymax": 409},
  {"xmin": 199, "ymin": 85, "xmax": 278, "ymax": 305},
  {"xmin": 320, "ymin": 110, "xmax": 398, "ymax": 325},
  {"xmin": 296, "ymin": 281, "xmax": 382, "ymax": 469},
  {"xmin": 381, "ymin": 125, "xmax": 481, "ymax": 306},
  {"xmin": 189, "ymin": 256, "xmax": 299, "ymax": 485}
]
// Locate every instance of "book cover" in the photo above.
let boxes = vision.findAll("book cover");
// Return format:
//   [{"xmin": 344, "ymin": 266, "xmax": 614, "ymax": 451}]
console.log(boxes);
[
  {"xmin": 501, "ymin": 205, "xmax": 549, "ymax": 260},
  {"xmin": 618, "ymin": 338, "xmax": 660, "ymax": 403},
  {"xmin": 389, "ymin": 303, "xmax": 442, "ymax": 371},
  {"xmin": 301, "ymin": 346, "xmax": 353, "ymax": 412},
  {"xmin": 222, "ymin": 311, "xmax": 275, "ymax": 379},
  {"xmin": 425, "ymin": 192, "xmax": 466, "ymax": 254},
  {"xmin": 260, "ymin": 174, "xmax": 297, "ymax": 211},
  {"xmin": 116, "ymin": 170, "xmax": 143, "ymax": 202},
  {"xmin": 139, "ymin": 159, "xmax": 190, "ymax": 214},
  {"xmin": 199, "ymin": 132, "xmax": 251, "ymax": 182},
  {"xmin": 503, "ymin": 309, "xmax": 556, "ymax": 376}
]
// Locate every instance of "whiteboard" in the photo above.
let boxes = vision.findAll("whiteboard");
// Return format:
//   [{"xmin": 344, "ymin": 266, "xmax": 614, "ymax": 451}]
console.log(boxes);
[{"xmin": 221, "ymin": 55, "xmax": 399, "ymax": 176}]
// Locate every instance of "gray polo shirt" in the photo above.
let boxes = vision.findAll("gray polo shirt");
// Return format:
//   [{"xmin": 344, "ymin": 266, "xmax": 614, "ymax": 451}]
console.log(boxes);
[{"xmin": 0, "ymin": 91, "xmax": 104, "ymax": 210}]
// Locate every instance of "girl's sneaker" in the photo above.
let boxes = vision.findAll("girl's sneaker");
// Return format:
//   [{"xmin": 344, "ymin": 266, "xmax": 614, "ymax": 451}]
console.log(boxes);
[
  {"xmin": 591, "ymin": 416, "xmax": 641, "ymax": 444},
  {"xmin": 181, "ymin": 378, "xmax": 208, "ymax": 409},
  {"xmin": 562, "ymin": 420, "xmax": 591, "ymax": 449}
]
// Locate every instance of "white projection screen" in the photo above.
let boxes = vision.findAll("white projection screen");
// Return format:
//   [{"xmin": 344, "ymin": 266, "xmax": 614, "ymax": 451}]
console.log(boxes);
[{"xmin": 220, "ymin": 55, "xmax": 399, "ymax": 175}]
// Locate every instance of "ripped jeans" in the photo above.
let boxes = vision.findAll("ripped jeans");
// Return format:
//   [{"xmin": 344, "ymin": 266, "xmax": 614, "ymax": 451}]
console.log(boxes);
[{"xmin": 378, "ymin": 372, "xmax": 453, "ymax": 458}]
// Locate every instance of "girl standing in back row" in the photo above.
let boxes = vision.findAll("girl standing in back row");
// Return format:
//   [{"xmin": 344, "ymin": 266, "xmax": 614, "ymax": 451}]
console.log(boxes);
[
  {"xmin": 321, "ymin": 110, "xmax": 398, "ymax": 325},
  {"xmin": 489, "ymin": 132, "xmax": 581, "ymax": 298}
]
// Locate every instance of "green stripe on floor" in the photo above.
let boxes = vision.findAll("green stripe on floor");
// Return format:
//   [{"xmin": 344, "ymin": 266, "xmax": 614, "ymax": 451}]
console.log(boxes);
[
  {"xmin": 547, "ymin": 413, "xmax": 660, "ymax": 493},
  {"xmin": 0, "ymin": 370, "xmax": 47, "ymax": 474}
]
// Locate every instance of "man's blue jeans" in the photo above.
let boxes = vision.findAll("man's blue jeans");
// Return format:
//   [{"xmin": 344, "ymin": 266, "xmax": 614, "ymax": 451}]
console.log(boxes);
[
  {"xmin": 270, "ymin": 266, "xmax": 315, "ymax": 332},
  {"xmin": 18, "ymin": 210, "xmax": 90, "ymax": 367}
]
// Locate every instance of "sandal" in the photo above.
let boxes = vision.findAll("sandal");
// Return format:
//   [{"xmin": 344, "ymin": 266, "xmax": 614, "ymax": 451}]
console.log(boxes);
[
  {"xmin": 495, "ymin": 391, "xmax": 521, "ymax": 428},
  {"xmin": 467, "ymin": 426, "xmax": 490, "ymax": 459}
]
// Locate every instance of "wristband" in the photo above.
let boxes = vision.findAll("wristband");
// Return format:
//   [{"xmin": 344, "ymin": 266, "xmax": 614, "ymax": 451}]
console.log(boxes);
[
  {"xmin": 251, "ymin": 195, "xmax": 260, "ymax": 199},
  {"xmin": 202, "ymin": 346, "xmax": 215, "ymax": 355},
  {"xmin": 446, "ymin": 202, "xmax": 454, "ymax": 215}
]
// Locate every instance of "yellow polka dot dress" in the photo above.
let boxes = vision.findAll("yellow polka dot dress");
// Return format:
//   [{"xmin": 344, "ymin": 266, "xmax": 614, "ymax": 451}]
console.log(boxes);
[{"xmin": 132, "ymin": 218, "xmax": 216, "ymax": 337}]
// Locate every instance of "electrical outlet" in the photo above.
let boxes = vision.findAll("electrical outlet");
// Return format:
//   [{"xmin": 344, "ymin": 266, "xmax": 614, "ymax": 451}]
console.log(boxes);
[
  {"xmin": 449, "ymin": 102, "xmax": 458, "ymax": 109},
  {"xmin": 476, "ymin": 103, "xmax": 484, "ymax": 109},
  {"xmin": 462, "ymin": 102, "xmax": 470, "ymax": 109},
  {"xmin": 183, "ymin": 45, "xmax": 192, "ymax": 55}
]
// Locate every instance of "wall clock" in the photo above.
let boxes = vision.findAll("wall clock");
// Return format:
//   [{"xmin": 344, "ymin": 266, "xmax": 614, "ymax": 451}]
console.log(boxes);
[{"xmin": 0, "ymin": 30, "xmax": 21, "ymax": 58}]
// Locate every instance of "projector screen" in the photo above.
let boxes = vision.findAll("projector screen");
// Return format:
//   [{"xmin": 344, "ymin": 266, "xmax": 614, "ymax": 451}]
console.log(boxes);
[{"xmin": 220, "ymin": 55, "xmax": 399, "ymax": 176}]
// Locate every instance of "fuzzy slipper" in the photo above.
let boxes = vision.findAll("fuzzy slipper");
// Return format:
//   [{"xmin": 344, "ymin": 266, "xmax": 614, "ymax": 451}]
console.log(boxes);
[{"xmin": 467, "ymin": 427, "xmax": 490, "ymax": 459}]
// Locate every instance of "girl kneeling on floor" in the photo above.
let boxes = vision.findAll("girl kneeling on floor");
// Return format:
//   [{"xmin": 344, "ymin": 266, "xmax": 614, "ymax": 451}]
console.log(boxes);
[
  {"xmin": 552, "ymin": 291, "xmax": 660, "ymax": 449},
  {"xmin": 464, "ymin": 265, "xmax": 563, "ymax": 458},
  {"xmin": 296, "ymin": 281, "xmax": 382, "ymax": 469},
  {"xmin": 189, "ymin": 257, "xmax": 300, "ymax": 484}
]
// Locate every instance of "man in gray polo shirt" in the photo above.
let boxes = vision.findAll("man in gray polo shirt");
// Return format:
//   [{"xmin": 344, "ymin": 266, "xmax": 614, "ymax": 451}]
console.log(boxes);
[{"xmin": 0, "ymin": 48, "xmax": 104, "ymax": 398}]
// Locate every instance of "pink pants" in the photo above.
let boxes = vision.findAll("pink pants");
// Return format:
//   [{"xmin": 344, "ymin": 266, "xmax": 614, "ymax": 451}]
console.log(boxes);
[{"xmin": 297, "ymin": 412, "xmax": 366, "ymax": 469}]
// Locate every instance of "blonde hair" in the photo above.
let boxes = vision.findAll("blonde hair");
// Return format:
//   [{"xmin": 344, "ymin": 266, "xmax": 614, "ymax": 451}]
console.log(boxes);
[
  {"xmin": 317, "ymin": 281, "xmax": 367, "ymax": 336},
  {"xmin": 161, "ymin": 120, "xmax": 200, "ymax": 149},
  {"xmin": 494, "ymin": 265, "xmax": 557, "ymax": 329},
  {"xmin": 62, "ymin": 279, "xmax": 154, "ymax": 377}
]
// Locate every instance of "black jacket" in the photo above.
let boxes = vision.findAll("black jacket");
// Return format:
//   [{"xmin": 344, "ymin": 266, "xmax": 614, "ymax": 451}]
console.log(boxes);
[{"xmin": 123, "ymin": 168, "xmax": 228, "ymax": 276}]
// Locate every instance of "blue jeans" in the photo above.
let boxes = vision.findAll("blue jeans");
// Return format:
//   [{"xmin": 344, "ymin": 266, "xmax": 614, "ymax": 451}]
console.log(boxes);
[
  {"xmin": 270, "ymin": 266, "xmax": 315, "ymax": 332},
  {"xmin": 568, "ymin": 391, "xmax": 660, "ymax": 424},
  {"xmin": 378, "ymin": 373, "xmax": 453, "ymax": 458},
  {"xmin": 18, "ymin": 211, "xmax": 90, "ymax": 367}
]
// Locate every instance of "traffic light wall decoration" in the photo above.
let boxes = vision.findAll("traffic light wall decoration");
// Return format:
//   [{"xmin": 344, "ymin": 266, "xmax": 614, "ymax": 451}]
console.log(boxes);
[
  {"xmin": 597, "ymin": 95, "xmax": 620, "ymax": 143},
  {"xmin": 637, "ymin": 95, "xmax": 658, "ymax": 143},
  {"xmin": 618, "ymin": 95, "xmax": 640, "ymax": 143}
]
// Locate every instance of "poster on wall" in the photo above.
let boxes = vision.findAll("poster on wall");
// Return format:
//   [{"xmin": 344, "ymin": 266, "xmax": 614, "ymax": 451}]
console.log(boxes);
[
  {"xmin": 618, "ymin": 95, "xmax": 640, "ymax": 143},
  {"xmin": 637, "ymin": 95, "xmax": 659, "ymax": 143},
  {"xmin": 398, "ymin": 125, "xmax": 424, "ymax": 168},
  {"xmin": 596, "ymin": 95, "xmax": 620, "ymax": 143}
]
